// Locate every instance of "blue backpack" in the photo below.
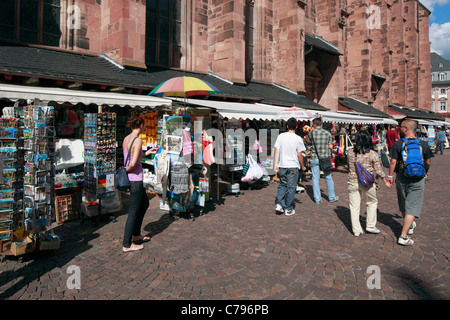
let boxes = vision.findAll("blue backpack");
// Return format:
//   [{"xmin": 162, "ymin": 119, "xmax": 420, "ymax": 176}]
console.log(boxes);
[{"xmin": 401, "ymin": 138, "xmax": 425, "ymax": 178}]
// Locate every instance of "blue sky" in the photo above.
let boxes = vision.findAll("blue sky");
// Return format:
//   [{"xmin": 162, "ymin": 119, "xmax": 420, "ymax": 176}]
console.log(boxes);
[{"xmin": 423, "ymin": 0, "xmax": 450, "ymax": 59}]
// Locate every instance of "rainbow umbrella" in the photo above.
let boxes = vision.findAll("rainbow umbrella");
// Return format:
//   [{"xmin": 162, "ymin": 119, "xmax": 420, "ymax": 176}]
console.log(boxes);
[{"xmin": 149, "ymin": 76, "xmax": 221, "ymax": 97}]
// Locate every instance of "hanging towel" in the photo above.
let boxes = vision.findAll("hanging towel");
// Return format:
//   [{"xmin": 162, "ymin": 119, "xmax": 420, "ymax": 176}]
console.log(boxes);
[
  {"xmin": 155, "ymin": 151, "xmax": 170, "ymax": 204},
  {"xmin": 182, "ymin": 129, "xmax": 193, "ymax": 156},
  {"xmin": 202, "ymin": 130, "xmax": 214, "ymax": 165}
]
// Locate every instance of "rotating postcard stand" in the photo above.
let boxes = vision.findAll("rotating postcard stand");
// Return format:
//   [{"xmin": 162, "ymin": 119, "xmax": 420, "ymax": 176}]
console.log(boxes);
[
  {"xmin": 83, "ymin": 109, "xmax": 117, "ymax": 226},
  {"xmin": 1, "ymin": 101, "xmax": 57, "ymax": 262}
]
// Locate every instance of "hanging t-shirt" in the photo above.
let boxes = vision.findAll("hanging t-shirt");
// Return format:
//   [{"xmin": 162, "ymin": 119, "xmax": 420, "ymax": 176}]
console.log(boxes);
[{"xmin": 170, "ymin": 162, "xmax": 189, "ymax": 194}]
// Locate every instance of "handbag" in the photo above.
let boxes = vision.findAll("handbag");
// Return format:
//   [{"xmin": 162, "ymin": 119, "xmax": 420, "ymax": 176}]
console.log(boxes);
[
  {"xmin": 310, "ymin": 131, "xmax": 333, "ymax": 172},
  {"xmin": 116, "ymin": 136, "xmax": 137, "ymax": 191},
  {"xmin": 355, "ymin": 160, "xmax": 375, "ymax": 188},
  {"xmin": 380, "ymin": 148, "xmax": 390, "ymax": 168}
]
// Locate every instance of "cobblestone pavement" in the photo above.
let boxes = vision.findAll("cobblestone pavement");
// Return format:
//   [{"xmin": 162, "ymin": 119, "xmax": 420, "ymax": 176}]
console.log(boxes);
[{"xmin": 1, "ymin": 153, "xmax": 449, "ymax": 301}]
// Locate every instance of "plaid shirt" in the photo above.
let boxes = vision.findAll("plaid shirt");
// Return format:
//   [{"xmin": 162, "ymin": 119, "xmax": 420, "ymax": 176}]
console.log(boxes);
[
  {"xmin": 347, "ymin": 148, "xmax": 385, "ymax": 184},
  {"xmin": 309, "ymin": 128, "xmax": 332, "ymax": 160}
]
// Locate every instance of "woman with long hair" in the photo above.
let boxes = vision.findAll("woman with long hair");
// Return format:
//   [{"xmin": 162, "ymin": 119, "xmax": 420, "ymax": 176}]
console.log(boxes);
[
  {"xmin": 122, "ymin": 115, "xmax": 158, "ymax": 252},
  {"xmin": 347, "ymin": 131, "xmax": 390, "ymax": 237}
]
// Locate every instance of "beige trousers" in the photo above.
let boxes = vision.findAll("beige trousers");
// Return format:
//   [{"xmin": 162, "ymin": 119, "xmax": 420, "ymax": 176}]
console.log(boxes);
[{"xmin": 348, "ymin": 181, "xmax": 378, "ymax": 234}]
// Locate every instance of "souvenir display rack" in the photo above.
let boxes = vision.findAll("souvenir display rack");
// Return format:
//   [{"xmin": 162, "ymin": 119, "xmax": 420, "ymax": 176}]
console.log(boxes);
[
  {"xmin": 0, "ymin": 103, "xmax": 57, "ymax": 261},
  {"xmin": 84, "ymin": 112, "xmax": 116, "ymax": 200},
  {"xmin": 0, "ymin": 114, "xmax": 23, "ymax": 256},
  {"xmin": 83, "ymin": 112, "xmax": 117, "ymax": 224},
  {"xmin": 22, "ymin": 104, "xmax": 56, "ymax": 233}
]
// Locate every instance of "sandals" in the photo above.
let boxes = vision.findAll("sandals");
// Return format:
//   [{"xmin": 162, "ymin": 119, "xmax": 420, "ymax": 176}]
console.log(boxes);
[{"xmin": 122, "ymin": 244, "xmax": 144, "ymax": 253}]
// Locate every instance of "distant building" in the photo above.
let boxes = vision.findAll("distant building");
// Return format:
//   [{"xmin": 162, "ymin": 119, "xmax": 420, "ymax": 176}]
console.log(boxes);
[{"xmin": 431, "ymin": 52, "xmax": 450, "ymax": 118}]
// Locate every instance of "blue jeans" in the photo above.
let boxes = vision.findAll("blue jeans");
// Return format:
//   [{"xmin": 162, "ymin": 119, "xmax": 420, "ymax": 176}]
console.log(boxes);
[
  {"xmin": 276, "ymin": 168, "xmax": 299, "ymax": 211},
  {"xmin": 310, "ymin": 159, "xmax": 336, "ymax": 202},
  {"xmin": 435, "ymin": 141, "xmax": 444, "ymax": 155}
]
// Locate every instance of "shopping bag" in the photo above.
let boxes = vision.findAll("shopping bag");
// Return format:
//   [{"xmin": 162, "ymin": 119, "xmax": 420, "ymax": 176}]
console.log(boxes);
[{"xmin": 248, "ymin": 154, "xmax": 263, "ymax": 180}]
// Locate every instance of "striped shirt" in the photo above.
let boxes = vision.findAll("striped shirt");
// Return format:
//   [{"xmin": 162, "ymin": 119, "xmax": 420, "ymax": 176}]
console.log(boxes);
[
  {"xmin": 347, "ymin": 148, "xmax": 385, "ymax": 184},
  {"xmin": 309, "ymin": 128, "xmax": 332, "ymax": 160}
]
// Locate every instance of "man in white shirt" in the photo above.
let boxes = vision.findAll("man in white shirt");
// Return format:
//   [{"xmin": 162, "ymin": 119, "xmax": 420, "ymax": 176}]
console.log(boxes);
[{"xmin": 274, "ymin": 117, "xmax": 307, "ymax": 216}]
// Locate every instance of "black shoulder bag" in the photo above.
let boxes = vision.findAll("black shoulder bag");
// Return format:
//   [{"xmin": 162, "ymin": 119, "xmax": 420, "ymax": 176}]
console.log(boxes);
[
  {"xmin": 310, "ymin": 131, "xmax": 333, "ymax": 172},
  {"xmin": 116, "ymin": 136, "xmax": 137, "ymax": 191}
]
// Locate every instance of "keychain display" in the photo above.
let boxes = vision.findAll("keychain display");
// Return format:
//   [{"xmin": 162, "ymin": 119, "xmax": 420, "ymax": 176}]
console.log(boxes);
[{"xmin": 84, "ymin": 112, "xmax": 116, "ymax": 200}]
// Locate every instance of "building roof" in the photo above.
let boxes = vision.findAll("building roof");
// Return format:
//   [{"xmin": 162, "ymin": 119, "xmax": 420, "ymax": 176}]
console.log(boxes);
[
  {"xmin": 388, "ymin": 105, "xmax": 445, "ymax": 121},
  {"xmin": 0, "ymin": 45, "xmax": 329, "ymax": 111},
  {"xmin": 338, "ymin": 97, "xmax": 391, "ymax": 118},
  {"xmin": 305, "ymin": 34, "xmax": 342, "ymax": 56},
  {"xmin": 430, "ymin": 52, "xmax": 450, "ymax": 73},
  {"xmin": 0, "ymin": 45, "xmax": 158, "ymax": 89}
]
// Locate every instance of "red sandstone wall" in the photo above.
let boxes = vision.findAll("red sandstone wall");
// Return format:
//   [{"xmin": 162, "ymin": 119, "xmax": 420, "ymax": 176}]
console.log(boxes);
[
  {"xmin": 39, "ymin": 0, "xmax": 430, "ymax": 113},
  {"xmin": 418, "ymin": 3, "xmax": 431, "ymax": 111}
]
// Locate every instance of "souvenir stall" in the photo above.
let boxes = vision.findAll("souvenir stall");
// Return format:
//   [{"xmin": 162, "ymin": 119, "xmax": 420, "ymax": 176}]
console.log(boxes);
[
  {"xmin": 312, "ymin": 111, "xmax": 398, "ymax": 171},
  {"xmin": 217, "ymin": 118, "xmax": 274, "ymax": 196},
  {"xmin": 141, "ymin": 106, "xmax": 213, "ymax": 220},
  {"xmin": 0, "ymin": 102, "xmax": 59, "ymax": 262}
]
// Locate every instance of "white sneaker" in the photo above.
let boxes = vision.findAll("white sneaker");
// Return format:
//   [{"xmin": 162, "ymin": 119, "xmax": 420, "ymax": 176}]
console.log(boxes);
[
  {"xmin": 366, "ymin": 226, "xmax": 380, "ymax": 234},
  {"xmin": 275, "ymin": 204, "xmax": 284, "ymax": 214},
  {"xmin": 296, "ymin": 186, "xmax": 305, "ymax": 193},
  {"xmin": 284, "ymin": 209, "xmax": 295, "ymax": 216},
  {"xmin": 354, "ymin": 232, "xmax": 363, "ymax": 237},
  {"xmin": 398, "ymin": 236, "xmax": 414, "ymax": 246},
  {"xmin": 408, "ymin": 221, "xmax": 416, "ymax": 235}
]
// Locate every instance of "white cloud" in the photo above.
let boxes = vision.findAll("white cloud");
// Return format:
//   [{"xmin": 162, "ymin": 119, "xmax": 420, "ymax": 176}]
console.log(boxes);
[
  {"xmin": 422, "ymin": 1, "xmax": 450, "ymax": 59},
  {"xmin": 421, "ymin": 0, "xmax": 450, "ymax": 12},
  {"xmin": 430, "ymin": 22, "xmax": 450, "ymax": 59}
]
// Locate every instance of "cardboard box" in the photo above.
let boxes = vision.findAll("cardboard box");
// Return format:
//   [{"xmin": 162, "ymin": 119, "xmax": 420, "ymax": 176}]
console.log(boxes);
[
  {"xmin": 81, "ymin": 203, "xmax": 99, "ymax": 217},
  {"xmin": 39, "ymin": 239, "xmax": 61, "ymax": 251},
  {"xmin": 11, "ymin": 237, "xmax": 34, "ymax": 256}
]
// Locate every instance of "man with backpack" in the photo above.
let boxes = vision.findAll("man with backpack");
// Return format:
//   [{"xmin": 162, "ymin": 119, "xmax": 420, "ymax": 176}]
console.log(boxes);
[{"xmin": 387, "ymin": 120, "xmax": 432, "ymax": 246}]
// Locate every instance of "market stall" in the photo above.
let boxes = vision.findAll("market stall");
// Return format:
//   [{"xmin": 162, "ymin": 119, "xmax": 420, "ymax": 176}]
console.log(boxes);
[
  {"xmin": 138, "ymin": 106, "xmax": 215, "ymax": 220},
  {"xmin": 0, "ymin": 84, "xmax": 172, "ymax": 260}
]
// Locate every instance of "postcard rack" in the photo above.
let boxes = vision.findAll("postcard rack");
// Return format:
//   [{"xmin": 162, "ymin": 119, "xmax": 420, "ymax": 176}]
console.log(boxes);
[
  {"xmin": 0, "ymin": 115, "xmax": 23, "ymax": 256},
  {"xmin": 0, "ymin": 103, "xmax": 57, "ymax": 261},
  {"xmin": 22, "ymin": 104, "xmax": 56, "ymax": 233}
]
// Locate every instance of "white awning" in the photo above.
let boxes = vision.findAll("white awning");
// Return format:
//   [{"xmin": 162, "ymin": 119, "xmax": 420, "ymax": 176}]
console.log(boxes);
[
  {"xmin": 410, "ymin": 118, "xmax": 439, "ymax": 126},
  {"xmin": 170, "ymin": 98, "xmax": 286, "ymax": 120},
  {"xmin": 412, "ymin": 119, "xmax": 450, "ymax": 127},
  {"xmin": 0, "ymin": 83, "xmax": 171, "ymax": 108},
  {"xmin": 314, "ymin": 111, "xmax": 398, "ymax": 125}
]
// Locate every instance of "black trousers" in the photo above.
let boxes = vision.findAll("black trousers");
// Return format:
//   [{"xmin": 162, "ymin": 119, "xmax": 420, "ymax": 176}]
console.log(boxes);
[{"xmin": 122, "ymin": 181, "xmax": 149, "ymax": 247}]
